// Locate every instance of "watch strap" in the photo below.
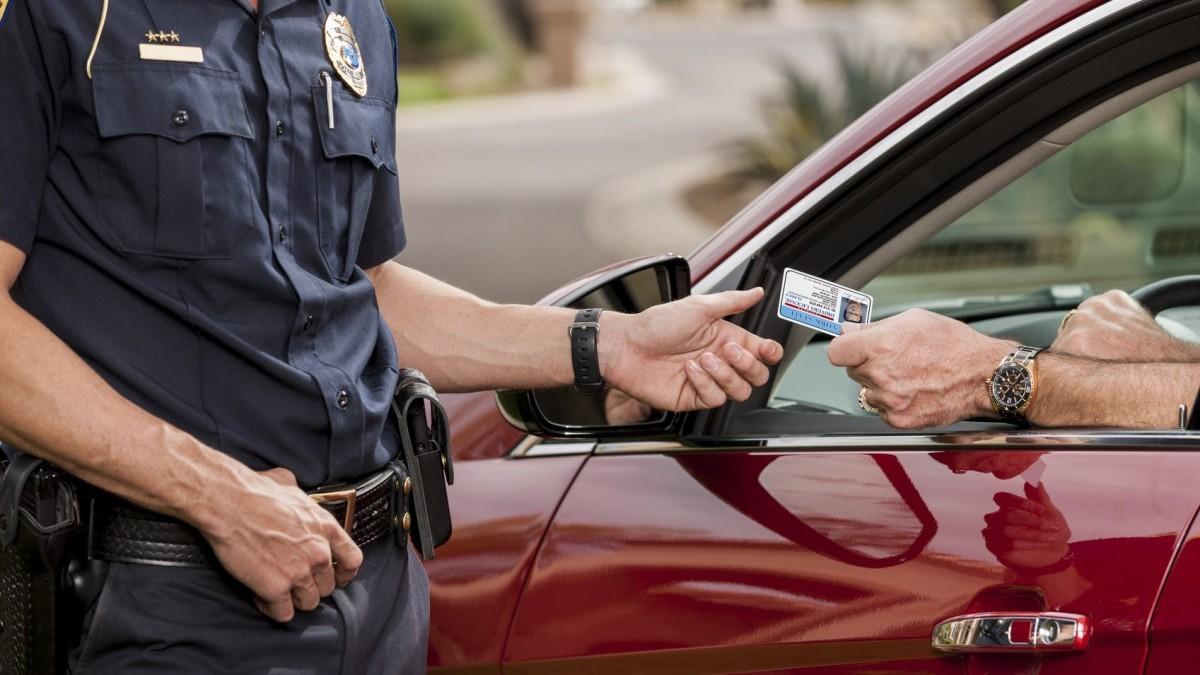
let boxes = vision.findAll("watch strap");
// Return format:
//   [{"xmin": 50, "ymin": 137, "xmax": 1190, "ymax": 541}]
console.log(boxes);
[{"xmin": 569, "ymin": 308, "xmax": 605, "ymax": 394}]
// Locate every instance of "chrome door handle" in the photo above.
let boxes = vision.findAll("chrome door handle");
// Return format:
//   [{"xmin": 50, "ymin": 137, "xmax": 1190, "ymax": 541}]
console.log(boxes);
[{"xmin": 932, "ymin": 612, "xmax": 1091, "ymax": 653}]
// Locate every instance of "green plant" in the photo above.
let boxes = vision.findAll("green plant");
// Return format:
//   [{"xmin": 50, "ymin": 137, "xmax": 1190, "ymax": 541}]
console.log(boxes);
[
  {"xmin": 733, "ymin": 43, "xmax": 920, "ymax": 182},
  {"xmin": 382, "ymin": 0, "xmax": 502, "ymax": 66}
]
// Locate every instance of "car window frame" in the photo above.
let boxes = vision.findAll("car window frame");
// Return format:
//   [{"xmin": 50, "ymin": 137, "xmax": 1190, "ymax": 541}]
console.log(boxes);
[{"xmin": 683, "ymin": 0, "xmax": 1200, "ymax": 442}]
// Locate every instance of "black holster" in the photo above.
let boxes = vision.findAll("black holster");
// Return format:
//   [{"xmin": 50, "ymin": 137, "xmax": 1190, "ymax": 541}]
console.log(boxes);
[
  {"xmin": 391, "ymin": 368, "xmax": 454, "ymax": 560},
  {"xmin": 0, "ymin": 454, "xmax": 98, "ymax": 675}
]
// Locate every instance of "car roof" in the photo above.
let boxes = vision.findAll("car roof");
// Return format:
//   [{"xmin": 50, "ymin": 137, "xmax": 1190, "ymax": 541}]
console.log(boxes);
[{"xmin": 688, "ymin": 0, "xmax": 1110, "ymax": 281}]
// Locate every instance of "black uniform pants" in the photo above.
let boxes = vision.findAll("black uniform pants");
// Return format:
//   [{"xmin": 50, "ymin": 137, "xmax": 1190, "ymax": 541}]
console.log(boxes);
[{"xmin": 69, "ymin": 536, "xmax": 429, "ymax": 674}]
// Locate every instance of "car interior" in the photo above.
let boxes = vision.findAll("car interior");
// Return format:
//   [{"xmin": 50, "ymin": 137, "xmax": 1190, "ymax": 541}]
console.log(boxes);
[
  {"xmin": 760, "ymin": 66, "xmax": 1200, "ymax": 428},
  {"xmin": 701, "ymin": 7, "xmax": 1200, "ymax": 439}
]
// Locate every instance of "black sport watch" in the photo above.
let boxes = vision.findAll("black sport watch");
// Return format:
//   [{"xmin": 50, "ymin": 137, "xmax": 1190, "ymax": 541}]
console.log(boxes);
[
  {"xmin": 569, "ymin": 308, "xmax": 606, "ymax": 394},
  {"xmin": 987, "ymin": 345, "xmax": 1041, "ymax": 425}
]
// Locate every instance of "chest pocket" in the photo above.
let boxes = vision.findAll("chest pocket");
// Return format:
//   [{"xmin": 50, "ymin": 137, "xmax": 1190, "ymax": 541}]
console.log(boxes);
[
  {"xmin": 92, "ymin": 63, "xmax": 254, "ymax": 259},
  {"xmin": 313, "ymin": 84, "xmax": 397, "ymax": 282}
]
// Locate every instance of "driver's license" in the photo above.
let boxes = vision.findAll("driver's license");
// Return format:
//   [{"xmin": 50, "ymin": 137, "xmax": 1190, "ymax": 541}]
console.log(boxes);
[{"xmin": 777, "ymin": 268, "xmax": 873, "ymax": 337}]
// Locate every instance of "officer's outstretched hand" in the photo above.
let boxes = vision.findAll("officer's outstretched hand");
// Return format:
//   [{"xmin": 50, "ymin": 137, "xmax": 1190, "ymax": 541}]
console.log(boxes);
[
  {"xmin": 203, "ymin": 467, "xmax": 363, "ymax": 623},
  {"xmin": 601, "ymin": 288, "xmax": 783, "ymax": 411}
]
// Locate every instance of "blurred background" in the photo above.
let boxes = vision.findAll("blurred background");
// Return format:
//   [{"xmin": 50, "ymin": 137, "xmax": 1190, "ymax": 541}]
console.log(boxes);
[{"xmin": 386, "ymin": 0, "xmax": 1027, "ymax": 303}]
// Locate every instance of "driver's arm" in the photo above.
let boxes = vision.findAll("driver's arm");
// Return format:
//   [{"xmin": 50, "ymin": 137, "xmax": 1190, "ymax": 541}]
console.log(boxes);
[
  {"xmin": 1030, "ymin": 356, "xmax": 1200, "ymax": 428},
  {"xmin": 827, "ymin": 307, "xmax": 1200, "ymax": 429}
]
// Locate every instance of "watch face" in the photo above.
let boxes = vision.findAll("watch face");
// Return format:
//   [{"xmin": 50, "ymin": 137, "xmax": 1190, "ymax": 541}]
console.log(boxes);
[{"xmin": 991, "ymin": 363, "xmax": 1033, "ymax": 409}]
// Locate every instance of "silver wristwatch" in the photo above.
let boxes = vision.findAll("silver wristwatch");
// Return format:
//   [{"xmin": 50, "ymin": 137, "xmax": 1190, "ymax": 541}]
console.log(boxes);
[{"xmin": 987, "ymin": 345, "xmax": 1041, "ymax": 425}]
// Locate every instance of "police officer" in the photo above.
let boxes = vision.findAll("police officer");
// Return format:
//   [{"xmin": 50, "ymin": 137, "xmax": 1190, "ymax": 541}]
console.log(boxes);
[{"xmin": 0, "ymin": 0, "xmax": 783, "ymax": 671}]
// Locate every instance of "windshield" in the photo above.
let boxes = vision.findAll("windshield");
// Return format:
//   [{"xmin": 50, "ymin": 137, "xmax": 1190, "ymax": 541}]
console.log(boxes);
[{"xmin": 864, "ymin": 81, "xmax": 1200, "ymax": 317}]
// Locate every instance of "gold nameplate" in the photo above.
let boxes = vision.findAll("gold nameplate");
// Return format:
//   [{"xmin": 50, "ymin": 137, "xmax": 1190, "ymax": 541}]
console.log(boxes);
[{"xmin": 138, "ymin": 44, "xmax": 204, "ymax": 63}]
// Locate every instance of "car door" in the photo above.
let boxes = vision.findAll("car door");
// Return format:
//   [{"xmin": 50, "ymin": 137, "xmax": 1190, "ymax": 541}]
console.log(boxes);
[
  {"xmin": 502, "ymin": 3, "xmax": 1200, "ymax": 672},
  {"xmin": 504, "ymin": 439, "xmax": 1200, "ymax": 674}
]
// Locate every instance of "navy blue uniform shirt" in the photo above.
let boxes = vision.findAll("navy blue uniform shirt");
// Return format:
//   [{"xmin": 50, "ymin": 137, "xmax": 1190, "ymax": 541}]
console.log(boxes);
[{"xmin": 0, "ymin": 0, "xmax": 407, "ymax": 486}]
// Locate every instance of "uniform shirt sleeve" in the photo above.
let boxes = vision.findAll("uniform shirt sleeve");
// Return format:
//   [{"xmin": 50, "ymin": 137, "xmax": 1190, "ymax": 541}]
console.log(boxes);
[
  {"xmin": 356, "ymin": 168, "xmax": 407, "ymax": 269},
  {"xmin": 0, "ymin": 0, "xmax": 65, "ymax": 254},
  {"xmin": 355, "ymin": 14, "xmax": 405, "ymax": 270}
]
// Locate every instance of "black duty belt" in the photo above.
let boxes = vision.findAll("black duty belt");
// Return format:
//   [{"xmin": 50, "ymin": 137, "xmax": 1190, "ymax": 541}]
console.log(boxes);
[
  {"xmin": 89, "ymin": 367, "xmax": 453, "ymax": 566},
  {"xmin": 89, "ymin": 463, "xmax": 410, "ymax": 568}
]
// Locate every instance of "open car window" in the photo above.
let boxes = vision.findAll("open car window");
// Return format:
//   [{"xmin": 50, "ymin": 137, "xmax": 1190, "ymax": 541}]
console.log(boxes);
[
  {"xmin": 867, "ymin": 80, "xmax": 1200, "ymax": 318},
  {"xmin": 766, "ymin": 78, "xmax": 1200, "ymax": 422}
]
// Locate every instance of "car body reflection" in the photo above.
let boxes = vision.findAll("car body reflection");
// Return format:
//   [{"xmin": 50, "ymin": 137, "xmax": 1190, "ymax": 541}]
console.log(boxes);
[{"xmin": 480, "ymin": 449, "xmax": 1197, "ymax": 673}]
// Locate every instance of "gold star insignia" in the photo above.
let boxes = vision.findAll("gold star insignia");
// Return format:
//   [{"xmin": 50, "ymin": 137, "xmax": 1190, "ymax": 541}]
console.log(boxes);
[
  {"xmin": 145, "ymin": 30, "xmax": 157, "ymax": 42},
  {"xmin": 156, "ymin": 31, "xmax": 170, "ymax": 43},
  {"xmin": 169, "ymin": 31, "xmax": 180, "ymax": 43}
]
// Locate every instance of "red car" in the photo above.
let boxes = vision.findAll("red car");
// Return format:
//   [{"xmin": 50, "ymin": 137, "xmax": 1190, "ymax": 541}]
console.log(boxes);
[{"xmin": 426, "ymin": 1, "xmax": 1200, "ymax": 672}]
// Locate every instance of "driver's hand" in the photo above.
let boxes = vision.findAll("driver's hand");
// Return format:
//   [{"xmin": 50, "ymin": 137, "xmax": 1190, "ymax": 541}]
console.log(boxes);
[
  {"xmin": 1053, "ymin": 290, "xmax": 1200, "ymax": 363},
  {"xmin": 828, "ymin": 309, "xmax": 1012, "ymax": 429}
]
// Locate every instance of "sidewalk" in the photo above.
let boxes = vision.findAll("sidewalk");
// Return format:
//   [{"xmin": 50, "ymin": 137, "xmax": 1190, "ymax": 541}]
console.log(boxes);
[{"xmin": 584, "ymin": 151, "xmax": 727, "ymax": 262}]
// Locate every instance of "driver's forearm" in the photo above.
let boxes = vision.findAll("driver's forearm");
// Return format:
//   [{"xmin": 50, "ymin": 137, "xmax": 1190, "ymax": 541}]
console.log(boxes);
[
  {"xmin": 1156, "ymin": 338, "xmax": 1200, "ymax": 363},
  {"xmin": 367, "ymin": 261, "xmax": 619, "ymax": 392},
  {"xmin": 0, "ymin": 292, "xmax": 257, "ymax": 535},
  {"xmin": 1028, "ymin": 355, "xmax": 1200, "ymax": 428}
]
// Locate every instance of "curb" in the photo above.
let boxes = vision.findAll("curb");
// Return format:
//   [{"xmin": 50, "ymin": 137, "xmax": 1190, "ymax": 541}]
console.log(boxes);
[{"xmin": 395, "ymin": 46, "xmax": 668, "ymax": 133}]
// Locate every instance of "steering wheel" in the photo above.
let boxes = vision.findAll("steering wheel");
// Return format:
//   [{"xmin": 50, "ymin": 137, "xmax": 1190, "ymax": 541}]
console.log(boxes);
[
  {"xmin": 1130, "ymin": 274, "xmax": 1200, "ymax": 343},
  {"xmin": 1131, "ymin": 275, "xmax": 1200, "ymax": 314}
]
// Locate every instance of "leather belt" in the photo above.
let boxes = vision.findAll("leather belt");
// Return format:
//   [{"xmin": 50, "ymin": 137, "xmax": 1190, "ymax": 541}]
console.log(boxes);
[{"xmin": 89, "ymin": 465, "xmax": 407, "ymax": 568}]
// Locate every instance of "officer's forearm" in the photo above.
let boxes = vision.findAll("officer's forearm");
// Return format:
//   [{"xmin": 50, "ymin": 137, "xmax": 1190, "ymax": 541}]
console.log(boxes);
[
  {"xmin": 368, "ymin": 261, "xmax": 613, "ymax": 392},
  {"xmin": 1026, "ymin": 355, "xmax": 1200, "ymax": 428},
  {"xmin": 0, "ymin": 284, "xmax": 258, "ymax": 535}
]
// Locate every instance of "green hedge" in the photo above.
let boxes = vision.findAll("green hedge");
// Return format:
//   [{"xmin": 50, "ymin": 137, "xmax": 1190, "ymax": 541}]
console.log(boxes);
[{"xmin": 382, "ymin": 0, "xmax": 501, "ymax": 66}]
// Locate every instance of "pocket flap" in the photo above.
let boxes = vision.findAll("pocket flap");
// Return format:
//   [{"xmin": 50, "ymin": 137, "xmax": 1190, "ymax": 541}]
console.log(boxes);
[
  {"xmin": 313, "ymin": 89, "xmax": 398, "ymax": 174},
  {"xmin": 92, "ymin": 63, "xmax": 253, "ymax": 143}
]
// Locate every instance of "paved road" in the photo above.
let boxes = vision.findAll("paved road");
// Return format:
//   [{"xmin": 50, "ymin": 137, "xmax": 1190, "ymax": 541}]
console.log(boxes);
[{"xmin": 393, "ymin": 10, "xmax": 858, "ymax": 303}]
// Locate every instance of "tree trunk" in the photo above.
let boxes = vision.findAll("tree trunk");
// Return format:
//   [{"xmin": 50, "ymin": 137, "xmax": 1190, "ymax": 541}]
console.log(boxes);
[
  {"xmin": 980, "ymin": 0, "xmax": 1022, "ymax": 19},
  {"xmin": 496, "ymin": 0, "xmax": 538, "ymax": 49}
]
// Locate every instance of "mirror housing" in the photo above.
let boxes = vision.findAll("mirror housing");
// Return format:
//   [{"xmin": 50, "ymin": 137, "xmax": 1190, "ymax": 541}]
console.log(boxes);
[{"xmin": 495, "ymin": 255, "xmax": 691, "ymax": 438}]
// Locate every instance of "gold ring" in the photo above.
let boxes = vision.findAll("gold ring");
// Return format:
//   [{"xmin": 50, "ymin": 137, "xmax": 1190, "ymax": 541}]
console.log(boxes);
[
  {"xmin": 858, "ymin": 386, "xmax": 881, "ymax": 416},
  {"xmin": 1058, "ymin": 309, "xmax": 1078, "ymax": 334}
]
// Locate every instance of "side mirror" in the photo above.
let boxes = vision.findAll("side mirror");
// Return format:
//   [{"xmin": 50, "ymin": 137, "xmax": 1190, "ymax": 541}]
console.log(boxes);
[{"xmin": 495, "ymin": 255, "xmax": 691, "ymax": 437}]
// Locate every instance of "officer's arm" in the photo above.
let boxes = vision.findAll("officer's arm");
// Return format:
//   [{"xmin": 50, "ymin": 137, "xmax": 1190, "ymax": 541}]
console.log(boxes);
[
  {"xmin": 0, "ymin": 0, "xmax": 359, "ymax": 622},
  {"xmin": 365, "ymin": 261, "xmax": 577, "ymax": 392},
  {"xmin": 0, "ymin": 242, "xmax": 361, "ymax": 621},
  {"xmin": 365, "ymin": 260, "xmax": 784, "ymax": 409}
]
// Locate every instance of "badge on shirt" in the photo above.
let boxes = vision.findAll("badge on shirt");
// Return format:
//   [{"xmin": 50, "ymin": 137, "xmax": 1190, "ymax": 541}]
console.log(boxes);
[
  {"xmin": 0, "ymin": 0, "xmax": 10, "ymax": 29},
  {"xmin": 777, "ymin": 268, "xmax": 873, "ymax": 337},
  {"xmin": 324, "ymin": 13, "xmax": 367, "ymax": 97}
]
